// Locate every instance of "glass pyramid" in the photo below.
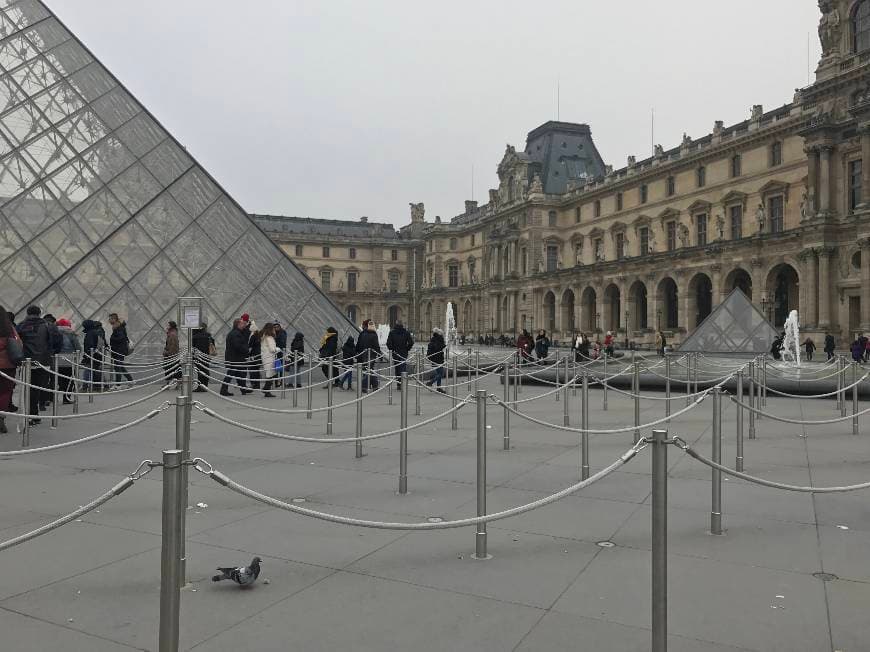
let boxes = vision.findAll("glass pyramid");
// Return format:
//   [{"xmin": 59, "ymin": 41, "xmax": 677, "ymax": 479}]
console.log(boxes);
[
  {"xmin": 0, "ymin": 0, "xmax": 355, "ymax": 353},
  {"xmin": 678, "ymin": 288, "xmax": 779, "ymax": 354}
]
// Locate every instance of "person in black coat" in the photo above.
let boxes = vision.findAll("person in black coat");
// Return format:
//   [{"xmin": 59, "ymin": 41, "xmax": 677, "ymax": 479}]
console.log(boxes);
[
  {"xmin": 81, "ymin": 320, "xmax": 105, "ymax": 390},
  {"xmin": 425, "ymin": 328, "xmax": 446, "ymax": 392},
  {"xmin": 107, "ymin": 313, "xmax": 134, "ymax": 384},
  {"xmin": 318, "ymin": 326, "xmax": 340, "ymax": 384},
  {"xmin": 824, "ymin": 333, "xmax": 836, "ymax": 362},
  {"xmin": 220, "ymin": 318, "xmax": 252, "ymax": 396},
  {"xmin": 191, "ymin": 323, "xmax": 215, "ymax": 391},
  {"xmin": 338, "ymin": 336, "xmax": 356, "ymax": 390},
  {"xmin": 16, "ymin": 305, "xmax": 51, "ymax": 422},
  {"xmin": 288, "ymin": 332, "xmax": 305, "ymax": 387},
  {"xmin": 356, "ymin": 320, "xmax": 382, "ymax": 392},
  {"xmin": 386, "ymin": 321, "xmax": 414, "ymax": 388}
]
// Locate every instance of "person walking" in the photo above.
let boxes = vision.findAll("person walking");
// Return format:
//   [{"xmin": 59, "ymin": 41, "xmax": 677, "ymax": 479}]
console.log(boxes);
[
  {"xmin": 259, "ymin": 323, "xmax": 278, "ymax": 397},
  {"xmin": 248, "ymin": 323, "xmax": 262, "ymax": 391},
  {"xmin": 0, "ymin": 307, "xmax": 22, "ymax": 433},
  {"xmin": 824, "ymin": 332, "xmax": 836, "ymax": 362},
  {"xmin": 425, "ymin": 327, "xmax": 446, "ymax": 392},
  {"xmin": 162, "ymin": 321, "xmax": 180, "ymax": 386},
  {"xmin": 656, "ymin": 330, "xmax": 667, "ymax": 357},
  {"xmin": 191, "ymin": 322, "xmax": 214, "ymax": 392},
  {"xmin": 356, "ymin": 320, "xmax": 382, "ymax": 392},
  {"xmin": 56, "ymin": 318, "xmax": 80, "ymax": 404},
  {"xmin": 534, "ymin": 329, "xmax": 550, "ymax": 361},
  {"xmin": 318, "ymin": 326, "xmax": 340, "ymax": 385},
  {"xmin": 803, "ymin": 337, "xmax": 816, "ymax": 362},
  {"xmin": 107, "ymin": 313, "xmax": 133, "ymax": 386},
  {"xmin": 517, "ymin": 329, "xmax": 533, "ymax": 362},
  {"xmin": 851, "ymin": 338, "xmax": 864, "ymax": 363},
  {"xmin": 289, "ymin": 331, "xmax": 305, "ymax": 388},
  {"xmin": 81, "ymin": 320, "xmax": 105, "ymax": 390},
  {"xmin": 603, "ymin": 330, "xmax": 615, "ymax": 358},
  {"xmin": 386, "ymin": 321, "xmax": 414, "ymax": 389},
  {"xmin": 16, "ymin": 306, "xmax": 51, "ymax": 425},
  {"xmin": 220, "ymin": 318, "xmax": 252, "ymax": 396},
  {"xmin": 860, "ymin": 333, "xmax": 869, "ymax": 363},
  {"xmin": 338, "ymin": 335, "xmax": 356, "ymax": 390}
]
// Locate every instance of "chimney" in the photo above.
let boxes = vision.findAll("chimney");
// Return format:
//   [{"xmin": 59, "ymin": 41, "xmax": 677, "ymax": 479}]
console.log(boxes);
[{"xmin": 465, "ymin": 200, "xmax": 478, "ymax": 213}]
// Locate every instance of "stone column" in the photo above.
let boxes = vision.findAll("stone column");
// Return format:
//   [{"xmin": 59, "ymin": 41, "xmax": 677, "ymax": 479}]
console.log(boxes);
[
  {"xmin": 862, "ymin": 125, "xmax": 870, "ymax": 207},
  {"xmin": 819, "ymin": 146, "xmax": 833, "ymax": 215},
  {"xmin": 805, "ymin": 146, "xmax": 819, "ymax": 215},
  {"xmin": 710, "ymin": 264, "xmax": 722, "ymax": 309},
  {"xmin": 862, "ymin": 241, "xmax": 870, "ymax": 331},
  {"xmin": 818, "ymin": 248, "xmax": 833, "ymax": 329},
  {"xmin": 803, "ymin": 249, "xmax": 818, "ymax": 328}
]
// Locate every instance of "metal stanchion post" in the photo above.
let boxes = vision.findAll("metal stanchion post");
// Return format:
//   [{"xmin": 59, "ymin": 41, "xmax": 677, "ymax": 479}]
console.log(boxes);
[
  {"xmin": 603, "ymin": 351, "xmax": 608, "ymax": 411},
  {"xmin": 306, "ymin": 354, "xmax": 313, "ymax": 419},
  {"xmin": 388, "ymin": 352, "xmax": 394, "ymax": 405},
  {"xmin": 451, "ymin": 355, "xmax": 458, "ymax": 431},
  {"xmin": 159, "ymin": 449, "xmax": 183, "ymax": 652},
  {"xmin": 72, "ymin": 351, "xmax": 80, "ymax": 415},
  {"xmin": 475, "ymin": 350, "xmax": 480, "ymax": 394},
  {"xmin": 562, "ymin": 362, "xmax": 570, "ymax": 426},
  {"xmin": 651, "ymin": 428, "xmax": 668, "ymax": 652},
  {"xmin": 736, "ymin": 370, "xmax": 744, "ymax": 472},
  {"xmin": 581, "ymin": 371, "xmax": 589, "ymax": 480},
  {"xmin": 292, "ymin": 355, "xmax": 299, "ymax": 408},
  {"xmin": 50, "ymin": 355, "xmax": 58, "ymax": 429},
  {"xmin": 414, "ymin": 351, "xmax": 421, "ymax": 417},
  {"xmin": 512, "ymin": 352, "xmax": 519, "ymax": 404},
  {"xmin": 852, "ymin": 361, "xmax": 859, "ymax": 436},
  {"xmin": 88, "ymin": 348, "xmax": 95, "ymax": 404},
  {"xmin": 175, "ymin": 393, "xmax": 191, "ymax": 588},
  {"xmin": 555, "ymin": 354, "xmax": 561, "ymax": 403},
  {"xmin": 665, "ymin": 353, "xmax": 671, "ymax": 420},
  {"xmin": 836, "ymin": 355, "xmax": 843, "ymax": 413},
  {"xmin": 633, "ymin": 361, "xmax": 641, "ymax": 445},
  {"xmin": 473, "ymin": 389, "xmax": 489, "ymax": 559},
  {"xmin": 184, "ymin": 329, "xmax": 194, "ymax": 396},
  {"xmin": 399, "ymin": 372, "xmax": 408, "ymax": 494},
  {"xmin": 755, "ymin": 356, "xmax": 762, "ymax": 421},
  {"xmin": 326, "ymin": 357, "xmax": 334, "ymax": 435},
  {"xmin": 692, "ymin": 352, "xmax": 699, "ymax": 397},
  {"xmin": 748, "ymin": 360, "xmax": 756, "ymax": 440},
  {"xmin": 685, "ymin": 353, "xmax": 691, "ymax": 407},
  {"xmin": 711, "ymin": 387, "xmax": 723, "ymax": 535},
  {"xmin": 21, "ymin": 358, "xmax": 31, "ymax": 447},
  {"xmin": 503, "ymin": 362, "xmax": 511, "ymax": 450},
  {"xmin": 280, "ymin": 351, "xmax": 287, "ymax": 400},
  {"xmin": 518, "ymin": 350, "xmax": 523, "ymax": 394},
  {"xmin": 571, "ymin": 356, "xmax": 577, "ymax": 397},
  {"xmin": 840, "ymin": 356, "xmax": 847, "ymax": 417},
  {"xmin": 761, "ymin": 356, "xmax": 767, "ymax": 407},
  {"xmin": 355, "ymin": 362, "xmax": 364, "ymax": 458}
]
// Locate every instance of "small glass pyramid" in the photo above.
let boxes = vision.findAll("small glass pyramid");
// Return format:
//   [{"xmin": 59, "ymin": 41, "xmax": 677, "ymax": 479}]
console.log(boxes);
[{"xmin": 678, "ymin": 288, "xmax": 779, "ymax": 354}]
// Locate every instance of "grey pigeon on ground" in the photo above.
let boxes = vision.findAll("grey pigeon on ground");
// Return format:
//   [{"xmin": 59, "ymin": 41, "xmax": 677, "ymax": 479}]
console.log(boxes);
[{"xmin": 211, "ymin": 556, "xmax": 261, "ymax": 586}]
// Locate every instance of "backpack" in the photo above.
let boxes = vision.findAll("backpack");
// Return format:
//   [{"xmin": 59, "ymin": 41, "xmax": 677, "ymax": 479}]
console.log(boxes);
[{"xmin": 5, "ymin": 335, "xmax": 24, "ymax": 366}]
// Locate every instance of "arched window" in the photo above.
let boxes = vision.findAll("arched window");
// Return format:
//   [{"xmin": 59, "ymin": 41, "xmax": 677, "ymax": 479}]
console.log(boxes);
[{"xmin": 856, "ymin": 1, "xmax": 870, "ymax": 53}]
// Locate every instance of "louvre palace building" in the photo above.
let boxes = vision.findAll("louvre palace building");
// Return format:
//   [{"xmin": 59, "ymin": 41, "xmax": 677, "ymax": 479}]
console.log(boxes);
[{"xmin": 262, "ymin": 0, "xmax": 870, "ymax": 348}]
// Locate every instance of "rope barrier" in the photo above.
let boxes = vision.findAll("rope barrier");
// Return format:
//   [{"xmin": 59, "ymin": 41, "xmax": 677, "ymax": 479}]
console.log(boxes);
[
  {"xmin": 0, "ymin": 383, "xmax": 173, "ymax": 419},
  {"xmin": 729, "ymin": 396, "xmax": 870, "ymax": 424}
]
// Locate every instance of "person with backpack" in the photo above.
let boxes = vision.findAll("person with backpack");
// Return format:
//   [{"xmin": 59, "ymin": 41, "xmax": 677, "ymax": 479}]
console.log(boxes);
[
  {"xmin": 56, "ymin": 318, "xmax": 80, "ymax": 404},
  {"xmin": 387, "ymin": 321, "xmax": 414, "ymax": 388},
  {"xmin": 516, "ymin": 329, "xmax": 533, "ymax": 362},
  {"xmin": 16, "ymin": 305, "xmax": 51, "ymax": 425},
  {"xmin": 318, "ymin": 326, "xmax": 340, "ymax": 385},
  {"xmin": 0, "ymin": 306, "xmax": 22, "ymax": 433},
  {"xmin": 81, "ymin": 320, "xmax": 106, "ymax": 390},
  {"xmin": 535, "ymin": 329, "xmax": 551, "ymax": 360},
  {"xmin": 191, "ymin": 322, "xmax": 215, "ymax": 392},
  {"xmin": 356, "ymin": 320, "xmax": 382, "ymax": 392},
  {"xmin": 338, "ymin": 335, "xmax": 356, "ymax": 390},
  {"xmin": 803, "ymin": 337, "xmax": 816, "ymax": 362},
  {"xmin": 107, "ymin": 313, "xmax": 133, "ymax": 386},
  {"xmin": 220, "ymin": 318, "xmax": 253, "ymax": 396},
  {"xmin": 425, "ymin": 327, "xmax": 447, "ymax": 392},
  {"xmin": 289, "ymin": 332, "xmax": 305, "ymax": 388},
  {"xmin": 824, "ymin": 333, "xmax": 836, "ymax": 362}
]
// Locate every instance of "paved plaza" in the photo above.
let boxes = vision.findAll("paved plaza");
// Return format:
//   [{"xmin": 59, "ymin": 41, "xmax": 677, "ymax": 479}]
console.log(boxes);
[{"xmin": 0, "ymin": 355, "xmax": 868, "ymax": 651}]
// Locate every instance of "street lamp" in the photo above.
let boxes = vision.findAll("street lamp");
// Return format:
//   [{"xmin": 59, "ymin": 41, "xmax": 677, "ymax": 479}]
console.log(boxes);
[
  {"xmin": 595, "ymin": 312, "xmax": 601, "ymax": 333},
  {"xmin": 760, "ymin": 296, "xmax": 769, "ymax": 323},
  {"xmin": 624, "ymin": 309, "xmax": 630, "ymax": 348},
  {"xmin": 656, "ymin": 309, "xmax": 662, "ymax": 330}
]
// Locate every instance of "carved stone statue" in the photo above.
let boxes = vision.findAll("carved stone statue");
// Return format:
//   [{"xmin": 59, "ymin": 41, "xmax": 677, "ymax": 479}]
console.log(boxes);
[
  {"xmin": 575, "ymin": 248, "xmax": 583, "ymax": 266},
  {"xmin": 755, "ymin": 203, "xmax": 766, "ymax": 232},
  {"xmin": 654, "ymin": 144, "xmax": 664, "ymax": 157},
  {"xmin": 604, "ymin": 164, "xmax": 614, "ymax": 176},
  {"xmin": 713, "ymin": 120, "xmax": 724, "ymax": 137},
  {"xmin": 627, "ymin": 155, "xmax": 636, "ymax": 167},
  {"xmin": 800, "ymin": 191, "xmax": 810, "ymax": 221},
  {"xmin": 818, "ymin": 2, "xmax": 841, "ymax": 57},
  {"xmin": 363, "ymin": 280, "xmax": 370, "ymax": 291},
  {"xmin": 409, "ymin": 202, "xmax": 425, "ymax": 223},
  {"xmin": 716, "ymin": 214, "xmax": 725, "ymax": 240},
  {"xmin": 338, "ymin": 278, "xmax": 344, "ymax": 290},
  {"xmin": 647, "ymin": 230, "xmax": 657, "ymax": 253},
  {"xmin": 537, "ymin": 259, "xmax": 544, "ymax": 274},
  {"xmin": 529, "ymin": 174, "xmax": 543, "ymax": 194},
  {"xmin": 488, "ymin": 188, "xmax": 499, "ymax": 208},
  {"xmin": 678, "ymin": 223, "xmax": 689, "ymax": 248},
  {"xmin": 681, "ymin": 133, "xmax": 692, "ymax": 146},
  {"xmin": 750, "ymin": 104, "xmax": 763, "ymax": 121},
  {"xmin": 557, "ymin": 258, "xmax": 563, "ymax": 271}
]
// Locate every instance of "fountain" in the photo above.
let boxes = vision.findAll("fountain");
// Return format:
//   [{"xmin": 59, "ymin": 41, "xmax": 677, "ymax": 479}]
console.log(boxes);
[
  {"xmin": 445, "ymin": 302, "xmax": 458, "ymax": 349},
  {"xmin": 779, "ymin": 309, "xmax": 801, "ymax": 368},
  {"xmin": 376, "ymin": 323, "xmax": 390, "ymax": 352}
]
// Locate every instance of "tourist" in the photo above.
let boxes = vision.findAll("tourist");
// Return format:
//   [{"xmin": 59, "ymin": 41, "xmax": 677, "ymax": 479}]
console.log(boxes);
[
  {"xmin": 803, "ymin": 337, "xmax": 816, "ymax": 361},
  {"xmin": 81, "ymin": 320, "xmax": 106, "ymax": 389},
  {"xmin": 289, "ymin": 331, "xmax": 305, "ymax": 387},
  {"xmin": 356, "ymin": 320, "xmax": 382, "ymax": 392},
  {"xmin": 162, "ymin": 321, "xmax": 180, "ymax": 385},
  {"xmin": 535, "ymin": 329, "xmax": 550, "ymax": 360},
  {"xmin": 603, "ymin": 331, "xmax": 615, "ymax": 358},
  {"xmin": 771, "ymin": 332, "xmax": 784, "ymax": 360},
  {"xmin": 425, "ymin": 327, "xmax": 446, "ymax": 392},
  {"xmin": 860, "ymin": 333, "xmax": 869, "ymax": 363},
  {"xmin": 824, "ymin": 332, "xmax": 836, "ymax": 361},
  {"xmin": 0, "ymin": 307, "xmax": 21, "ymax": 433},
  {"xmin": 318, "ymin": 326, "xmax": 340, "ymax": 385},
  {"xmin": 220, "ymin": 318, "xmax": 252, "ymax": 396},
  {"xmin": 851, "ymin": 339, "xmax": 864, "ymax": 363},
  {"xmin": 56, "ymin": 318, "xmax": 80, "ymax": 404},
  {"xmin": 656, "ymin": 330, "xmax": 667, "ymax": 357},
  {"xmin": 517, "ymin": 329, "xmax": 533, "ymax": 362},
  {"xmin": 248, "ymin": 322, "xmax": 262, "ymax": 390},
  {"xmin": 16, "ymin": 306, "xmax": 51, "ymax": 425},
  {"xmin": 191, "ymin": 322, "xmax": 214, "ymax": 392},
  {"xmin": 338, "ymin": 335, "xmax": 356, "ymax": 390},
  {"xmin": 387, "ymin": 320, "xmax": 414, "ymax": 388},
  {"xmin": 274, "ymin": 320, "xmax": 287, "ymax": 351},
  {"xmin": 42, "ymin": 313, "xmax": 63, "ymax": 355},
  {"xmin": 107, "ymin": 313, "xmax": 134, "ymax": 386},
  {"xmin": 259, "ymin": 322, "xmax": 278, "ymax": 397},
  {"xmin": 571, "ymin": 333, "xmax": 585, "ymax": 362}
]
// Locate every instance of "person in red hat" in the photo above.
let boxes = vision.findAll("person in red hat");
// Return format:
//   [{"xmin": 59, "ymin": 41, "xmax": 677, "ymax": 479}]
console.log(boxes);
[{"xmin": 56, "ymin": 317, "xmax": 81, "ymax": 404}]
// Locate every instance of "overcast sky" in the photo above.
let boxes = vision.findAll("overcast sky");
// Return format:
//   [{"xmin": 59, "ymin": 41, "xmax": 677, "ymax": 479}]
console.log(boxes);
[{"xmin": 48, "ymin": 0, "xmax": 822, "ymax": 227}]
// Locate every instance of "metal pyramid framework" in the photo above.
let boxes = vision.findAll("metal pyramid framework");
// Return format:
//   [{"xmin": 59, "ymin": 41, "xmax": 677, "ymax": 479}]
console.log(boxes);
[
  {"xmin": 678, "ymin": 288, "xmax": 778, "ymax": 354},
  {"xmin": 0, "ymin": 0, "xmax": 355, "ymax": 353}
]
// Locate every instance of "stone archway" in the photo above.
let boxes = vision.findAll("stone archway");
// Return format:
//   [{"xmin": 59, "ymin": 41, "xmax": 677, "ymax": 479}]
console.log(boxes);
[
  {"xmin": 657, "ymin": 277, "xmax": 679, "ymax": 329},
  {"xmin": 543, "ymin": 290, "xmax": 556, "ymax": 334},
  {"xmin": 687, "ymin": 272, "xmax": 713, "ymax": 330},
  {"xmin": 388, "ymin": 305, "xmax": 400, "ymax": 326},
  {"xmin": 724, "ymin": 267, "xmax": 753, "ymax": 299},
  {"xmin": 766, "ymin": 263, "xmax": 799, "ymax": 326},
  {"xmin": 561, "ymin": 288, "xmax": 576, "ymax": 335},
  {"xmin": 603, "ymin": 283, "xmax": 621, "ymax": 333},
  {"xmin": 628, "ymin": 281, "xmax": 648, "ymax": 331},
  {"xmin": 581, "ymin": 287, "xmax": 598, "ymax": 332},
  {"xmin": 463, "ymin": 299, "xmax": 473, "ymax": 335}
]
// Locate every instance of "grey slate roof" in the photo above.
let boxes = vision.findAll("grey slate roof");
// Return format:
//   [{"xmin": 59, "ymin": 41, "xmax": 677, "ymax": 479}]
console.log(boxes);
[{"xmin": 523, "ymin": 121, "xmax": 607, "ymax": 195}]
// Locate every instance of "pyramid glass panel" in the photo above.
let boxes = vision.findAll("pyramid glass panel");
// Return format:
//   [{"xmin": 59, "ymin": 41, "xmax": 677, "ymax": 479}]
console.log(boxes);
[
  {"xmin": 678, "ymin": 289, "xmax": 779, "ymax": 354},
  {"xmin": 0, "ymin": 0, "xmax": 354, "ymax": 354}
]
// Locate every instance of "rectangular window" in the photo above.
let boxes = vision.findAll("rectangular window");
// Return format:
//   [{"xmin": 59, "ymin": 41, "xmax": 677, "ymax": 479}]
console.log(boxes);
[
  {"xmin": 428, "ymin": 241, "xmax": 433, "ymax": 252},
  {"xmin": 294, "ymin": 244, "xmax": 303, "ymax": 256},
  {"xmin": 389, "ymin": 271, "xmax": 400, "ymax": 293},
  {"xmin": 575, "ymin": 207, "xmax": 581, "ymax": 223},
  {"xmin": 615, "ymin": 232, "xmax": 625, "ymax": 259},
  {"xmin": 594, "ymin": 200, "xmax": 601, "ymax": 217},
  {"xmin": 666, "ymin": 176, "xmax": 675, "ymax": 196},
  {"xmin": 449, "ymin": 237, "xmax": 457, "ymax": 250},
  {"xmin": 521, "ymin": 248, "xmax": 527, "ymax": 275},
  {"xmin": 640, "ymin": 184, "xmax": 648, "ymax": 204},
  {"xmin": 594, "ymin": 239, "xmax": 603, "ymax": 261},
  {"xmin": 696, "ymin": 213, "xmax": 707, "ymax": 247},
  {"xmin": 696, "ymin": 166, "xmax": 706, "ymax": 188},
  {"xmin": 548, "ymin": 210, "xmax": 557, "ymax": 227},
  {"xmin": 850, "ymin": 159, "xmax": 863, "ymax": 211},
  {"xmin": 770, "ymin": 141, "xmax": 783, "ymax": 167},
  {"xmin": 666, "ymin": 221, "xmax": 676, "ymax": 251},
  {"xmin": 730, "ymin": 154, "xmax": 741, "ymax": 178},
  {"xmin": 347, "ymin": 271, "xmax": 357, "ymax": 292},
  {"xmin": 349, "ymin": 247, "xmax": 356, "ymax": 259},
  {"xmin": 546, "ymin": 245, "xmax": 559, "ymax": 272},
  {"xmin": 320, "ymin": 270, "xmax": 331, "ymax": 291},
  {"xmin": 322, "ymin": 246, "xmax": 330, "ymax": 258},
  {"xmin": 448, "ymin": 265, "xmax": 459, "ymax": 288},
  {"xmin": 470, "ymin": 234, "xmax": 475, "ymax": 246},
  {"xmin": 729, "ymin": 204, "xmax": 743, "ymax": 239},
  {"xmin": 639, "ymin": 227, "xmax": 649, "ymax": 255},
  {"xmin": 616, "ymin": 192, "xmax": 623, "ymax": 211},
  {"xmin": 768, "ymin": 196, "xmax": 784, "ymax": 233},
  {"xmin": 391, "ymin": 249, "xmax": 398, "ymax": 260}
]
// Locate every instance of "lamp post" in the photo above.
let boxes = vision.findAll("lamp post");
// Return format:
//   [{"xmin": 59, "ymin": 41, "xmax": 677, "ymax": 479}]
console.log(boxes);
[
  {"xmin": 760, "ymin": 296, "xmax": 769, "ymax": 323},
  {"xmin": 595, "ymin": 312, "xmax": 601, "ymax": 333},
  {"xmin": 657, "ymin": 308, "xmax": 662, "ymax": 330},
  {"xmin": 624, "ymin": 308, "xmax": 630, "ymax": 348}
]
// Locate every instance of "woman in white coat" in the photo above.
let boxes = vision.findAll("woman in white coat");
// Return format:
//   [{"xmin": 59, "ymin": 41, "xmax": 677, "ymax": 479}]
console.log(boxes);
[{"xmin": 259, "ymin": 323, "xmax": 278, "ymax": 398}]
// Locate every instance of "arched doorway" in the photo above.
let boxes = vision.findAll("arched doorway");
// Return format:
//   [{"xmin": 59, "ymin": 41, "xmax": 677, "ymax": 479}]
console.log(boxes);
[
  {"xmin": 388, "ymin": 305, "xmax": 400, "ymax": 327},
  {"xmin": 767, "ymin": 263, "xmax": 799, "ymax": 326},
  {"xmin": 724, "ymin": 268, "xmax": 753, "ymax": 299},
  {"xmin": 500, "ymin": 296, "xmax": 509, "ymax": 333},
  {"xmin": 561, "ymin": 289, "xmax": 575, "ymax": 334},
  {"xmin": 543, "ymin": 291, "xmax": 556, "ymax": 333},
  {"xmin": 603, "ymin": 283, "xmax": 621, "ymax": 333},
  {"xmin": 346, "ymin": 304, "xmax": 359, "ymax": 325},
  {"xmin": 657, "ymin": 277, "xmax": 678, "ymax": 329},
  {"xmin": 581, "ymin": 287, "xmax": 597, "ymax": 332},
  {"xmin": 628, "ymin": 281, "xmax": 648, "ymax": 331},
  {"xmin": 463, "ymin": 300, "xmax": 473, "ymax": 335},
  {"xmin": 688, "ymin": 273, "xmax": 713, "ymax": 330}
]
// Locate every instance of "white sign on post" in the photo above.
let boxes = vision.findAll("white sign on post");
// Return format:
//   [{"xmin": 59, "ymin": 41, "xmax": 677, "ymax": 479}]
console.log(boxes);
[{"xmin": 182, "ymin": 306, "xmax": 200, "ymax": 329}]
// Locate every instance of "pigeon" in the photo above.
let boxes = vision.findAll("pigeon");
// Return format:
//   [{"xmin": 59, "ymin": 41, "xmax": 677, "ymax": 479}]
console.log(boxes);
[{"xmin": 211, "ymin": 556, "xmax": 261, "ymax": 586}]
